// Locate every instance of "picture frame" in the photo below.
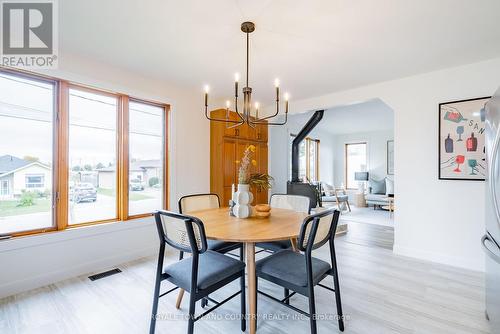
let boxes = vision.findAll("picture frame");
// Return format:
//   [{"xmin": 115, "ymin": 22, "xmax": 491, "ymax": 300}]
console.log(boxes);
[
  {"xmin": 387, "ymin": 140, "xmax": 394, "ymax": 175},
  {"xmin": 438, "ymin": 97, "xmax": 490, "ymax": 181}
]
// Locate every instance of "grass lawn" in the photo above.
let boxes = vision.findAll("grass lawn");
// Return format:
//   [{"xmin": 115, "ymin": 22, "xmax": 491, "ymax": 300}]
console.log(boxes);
[
  {"xmin": 97, "ymin": 188, "xmax": 153, "ymax": 201},
  {"xmin": 0, "ymin": 199, "xmax": 51, "ymax": 217}
]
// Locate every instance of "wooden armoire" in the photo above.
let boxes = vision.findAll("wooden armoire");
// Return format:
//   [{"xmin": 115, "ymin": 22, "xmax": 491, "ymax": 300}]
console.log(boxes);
[{"xmin": 210, "ymin": 109, "xmax": 269, "ymax": 206}]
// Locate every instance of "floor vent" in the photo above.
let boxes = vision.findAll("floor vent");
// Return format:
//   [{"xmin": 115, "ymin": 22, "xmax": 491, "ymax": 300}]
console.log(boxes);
[{"xmin": 88, "ymin": 268, "xmax": 122, "ymax": 281}]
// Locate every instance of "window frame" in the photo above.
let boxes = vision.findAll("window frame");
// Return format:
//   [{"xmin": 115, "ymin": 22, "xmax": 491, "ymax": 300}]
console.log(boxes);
[
  {"xmin": 0, "ymin": 67, "xmax": 170, "ymax": 238},
  {"xmin": 66, "ymin": 84, "xmax": 120, "ymax": 227},
  {"xmin": 289, "ymin": 134, "xmax": 320, "ymax": 182},
  {"xmin": 1, "ymin": 179, "xmax": 10, "ymax": 195},
  {"xmin": 126, "ymin": 97, "xmax": 169, "ymax": 220},
  {"xmin": 344, "ymin": 142, "xmax": 367, "ymax": 190}
]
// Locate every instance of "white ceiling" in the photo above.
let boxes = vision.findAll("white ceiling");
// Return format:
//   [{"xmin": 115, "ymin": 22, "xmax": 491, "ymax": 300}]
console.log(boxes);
[
  {"xmin": 60, "ymin": 0, "xmax": 500, "ymax": 103},
  {"xmin": 290, "ymin": 99, "xmax": 394, "ymax": 135}
]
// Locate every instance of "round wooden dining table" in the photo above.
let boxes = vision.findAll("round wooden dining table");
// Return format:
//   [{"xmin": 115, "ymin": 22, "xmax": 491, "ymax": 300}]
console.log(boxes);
[{"xmin": 191, "ymin": 207, "xmax": 307, "ymax": 334}]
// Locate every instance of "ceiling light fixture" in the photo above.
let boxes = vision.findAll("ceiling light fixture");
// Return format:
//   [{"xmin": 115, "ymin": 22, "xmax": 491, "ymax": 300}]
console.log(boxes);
[{"xmin": 203, "ymin": 21, "xmax": 288, "ymax": 128}]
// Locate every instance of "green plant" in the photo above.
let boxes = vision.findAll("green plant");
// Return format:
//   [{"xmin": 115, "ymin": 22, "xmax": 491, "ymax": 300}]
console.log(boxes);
[
  {"xmin": 149, "ymin": 177, "xmax": 159, "ymax": 187},
  {"xmin": 17, "ymin": 191, "xmax": 36, "ymax": 207},
  {"xmin": 248, "ymin": 173, "xmax": 274, "ymax": 191}
]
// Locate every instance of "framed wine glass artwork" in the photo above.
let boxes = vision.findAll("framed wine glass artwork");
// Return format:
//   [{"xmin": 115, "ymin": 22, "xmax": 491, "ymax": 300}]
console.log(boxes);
[{"xmin": 438, "ymin": 97, "xmax": 489, "ymax": 181}]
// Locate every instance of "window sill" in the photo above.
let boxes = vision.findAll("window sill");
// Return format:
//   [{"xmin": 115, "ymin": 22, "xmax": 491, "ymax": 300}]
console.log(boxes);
[{"xmin": 0, "ymin": 217, "xmax": 155, "ymax": 253}]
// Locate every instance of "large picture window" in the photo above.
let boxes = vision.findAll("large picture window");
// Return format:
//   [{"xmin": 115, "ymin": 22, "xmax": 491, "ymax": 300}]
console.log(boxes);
[
  {"xmin": 345, "ymin": 142, "xmax": 367, "ymax": 189},
  {"xmin": 0, "ymin": 69, "xmax": 169, "ymax": 237},
  {"xmin": 128, "ymin": 100, "xmax": 164, "ymax": 216},
  {"xmin": 0, "ymin": 71, "xmax": 55, "ymax": 235},
  {"xmin": 68, "ymin": 87, "xmax": 118, "ymax": 225}
]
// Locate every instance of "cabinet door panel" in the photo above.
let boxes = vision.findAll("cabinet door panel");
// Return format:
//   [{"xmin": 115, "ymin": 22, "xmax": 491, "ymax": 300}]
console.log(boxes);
[
  {"xmin": 258, "ymin": 143, "xmax": 269, "ymax": 204},
  {"xmin": 223, "ymin": 140, "xmax": 236, "ymax": 187},
  {"xmin": 256, "ymin": 124, "xmax": 268, "ymax": 142}
]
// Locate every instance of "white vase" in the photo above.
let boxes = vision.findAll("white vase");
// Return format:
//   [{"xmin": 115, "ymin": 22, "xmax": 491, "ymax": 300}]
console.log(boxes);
[{"xmin": 232, "ymin": 184, "xmax": 253, "ymax": 218}]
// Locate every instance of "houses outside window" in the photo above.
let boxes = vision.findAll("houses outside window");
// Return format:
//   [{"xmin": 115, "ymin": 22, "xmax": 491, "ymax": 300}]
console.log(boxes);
[{"xmin": 25, "ymin": 175, "xmax": 45, "ymax": 188}]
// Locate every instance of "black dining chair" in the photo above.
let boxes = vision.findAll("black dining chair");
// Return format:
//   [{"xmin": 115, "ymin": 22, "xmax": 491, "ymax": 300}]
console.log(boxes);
[
  {"xmin": 179, "ymin": 193, "xmax": 244, "ymax": 308},
  {"xmin": 255, "ymin": 208, "xmax": 344, "ymax": 333},
  {"xmin": 150, "ymin": 210, "xmax": 246, "ymax": 334}
]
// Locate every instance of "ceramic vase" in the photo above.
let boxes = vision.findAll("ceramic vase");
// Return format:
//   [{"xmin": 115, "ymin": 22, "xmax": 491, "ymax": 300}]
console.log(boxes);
[{"xmin": 232, "ymin": 184, "xmax": 253, "ymax": 218}]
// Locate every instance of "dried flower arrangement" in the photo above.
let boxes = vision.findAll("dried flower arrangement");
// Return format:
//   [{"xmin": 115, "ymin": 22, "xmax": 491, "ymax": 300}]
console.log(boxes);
[{"xmin": 237, "ymin": 145, "xmax": 273, "ymax": 190}]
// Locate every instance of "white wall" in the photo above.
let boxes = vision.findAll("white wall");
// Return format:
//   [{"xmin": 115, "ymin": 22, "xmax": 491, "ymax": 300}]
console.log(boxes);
[
  {"xmin": 332, "ymin": 130, "xmax": 394, "ymax": 188},
  {"xmin": 0, "ymin": 54, "xmax": 214, "ymax": 298},
  {"xmin": 271, "ymin": 57, "xmax": 500, "ymax": 272}
]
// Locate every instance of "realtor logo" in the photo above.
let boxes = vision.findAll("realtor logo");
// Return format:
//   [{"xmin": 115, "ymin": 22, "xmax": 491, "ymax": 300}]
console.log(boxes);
[{"xmin": 1, "ymin": 0, "xmax": 58, "ymax": 68}]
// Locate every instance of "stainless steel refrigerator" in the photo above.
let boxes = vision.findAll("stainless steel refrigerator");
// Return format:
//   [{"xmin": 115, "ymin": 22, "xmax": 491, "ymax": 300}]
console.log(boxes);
[{"xmin": 484, "ymin": 88, "xmax": 500, "ymax": 332}]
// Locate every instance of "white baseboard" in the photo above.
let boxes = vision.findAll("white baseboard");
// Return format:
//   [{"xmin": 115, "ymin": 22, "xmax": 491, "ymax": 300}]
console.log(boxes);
[
  {"xmin": 0, "ymin": 245, "xmax": 157, "ymax": 299},
  {"xmin": 393, "ymin": 243, "xmax": 484, "ymax": 272}
]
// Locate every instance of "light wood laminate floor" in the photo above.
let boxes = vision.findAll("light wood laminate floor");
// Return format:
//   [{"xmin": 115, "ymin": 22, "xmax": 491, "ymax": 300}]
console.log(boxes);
[{"xmin": 0, "ymin": 222, "xmax": 490, "ymax": 334}]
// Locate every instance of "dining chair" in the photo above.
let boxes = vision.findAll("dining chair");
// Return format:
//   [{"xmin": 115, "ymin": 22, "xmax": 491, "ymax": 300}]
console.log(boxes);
[
  {"xmin": 255, "ymin": 208, "xmax": 344, "ymax": 333},
  {"xmin": 178, "ymin": 193, "xmax": 244, "ymax": 308},
  {"xmin": 178, "ymin": 194, "xmax": 243, "ymax": 260},
  {"xmin": 150, "ymin": 210, "xmax": 246, "ymax": 334},
  {"xmin": 256, "ymin": 193, "xmax": 310, "ymax": 253},
  {"xmin": 333, "ymin": 187, "xmax": 351, "ymax": 214}
]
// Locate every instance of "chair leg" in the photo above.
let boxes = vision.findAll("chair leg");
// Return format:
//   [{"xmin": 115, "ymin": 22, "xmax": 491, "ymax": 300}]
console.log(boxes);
[
  {"xmin": 332, "ymin": 269, "xmax": 345, "ymax": 331},
  {"xmin": 307, "ymin": 285, "xmax": 317, "ymax": 334},
  {"xmin": 149, "ymin": 274, "xmax": 161, "ymax": 334},
  {"xmin": 240, "ymin": 270, "xmax": 246, "ymax": 332},
  {"xmin": 188, "ymin": 293, "xmax": 196, "ymax": 334},
  {"xmin": 179, "ymin": 251, "xmax": 184, "ymax": 260},
  {"xmin": 346, "ymin": 200, "xmax": 351, "ymax": 212},
  {"xmin": 284, "ymin": 288, "xmax": 290, "ymax": 305}
]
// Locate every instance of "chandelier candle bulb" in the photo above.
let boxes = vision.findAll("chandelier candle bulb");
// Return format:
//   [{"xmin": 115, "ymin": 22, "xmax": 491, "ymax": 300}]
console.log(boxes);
[
  {"xmin": 204, "ymin": 85, "xmax": 209, "ymax": 106},
  {"xmin": 285, "ymin": 93, "xmax": 289, "ymax": 113}
]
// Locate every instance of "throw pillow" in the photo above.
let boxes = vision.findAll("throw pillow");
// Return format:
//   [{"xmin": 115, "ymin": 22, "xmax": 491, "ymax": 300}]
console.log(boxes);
[
  {"xmin": 322, "ymin": 183, "xmax": 335, "ymax": 197},
  {"xmin": 369, "ymin": 178, "xmax": 386, "ymax": 195},
  {"xmin": 385, "ymin": 177, "xmax": 394, "ymax": 195}
]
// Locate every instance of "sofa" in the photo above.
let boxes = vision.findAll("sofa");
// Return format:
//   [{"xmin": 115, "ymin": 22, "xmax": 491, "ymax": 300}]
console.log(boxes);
[{"xmin": 365, "ymin": 177, "xmax": 394, "ymax": 208}]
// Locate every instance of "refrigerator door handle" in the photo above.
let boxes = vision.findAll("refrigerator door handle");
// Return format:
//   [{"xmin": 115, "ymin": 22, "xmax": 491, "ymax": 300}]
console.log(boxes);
[
  {"xmin": 482, "ymin": 234, "xmax": 500, "ymax": 264},
  {"xmin": 489, "ymin": 126, "xmax": 500, "ymax": 226}
]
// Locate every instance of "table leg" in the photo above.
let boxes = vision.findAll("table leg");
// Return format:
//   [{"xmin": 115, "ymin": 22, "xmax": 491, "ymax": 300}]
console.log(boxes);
[
  {"xmin": 246, "ymin": 242, "xmax": 257, "ymax": 334},
  {"xmin": 290, "ymin": 237, "xmax": 299, "ymax": 252}
]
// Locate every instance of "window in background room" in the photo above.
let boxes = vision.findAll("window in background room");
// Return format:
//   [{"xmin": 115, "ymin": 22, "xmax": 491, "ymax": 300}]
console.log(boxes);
[
  {"xmin": 308, "ymin": 139, "xmax": 319, "ymax": 182},
  {"xmin": 68, "ymin": 87, "xmax": 118, "ymax": 225},
  {"xmin": 345, "ymin": 142, "xmax": 367, "ymax": 189},
  {"xmin": 289, "ymin": 135, "xmax": 320, "ymax": 182},
  {"xmin": 128, "ymin": 100, "xmax": 165, "ymax": 216},
  {"xmin": 0, "ymin": 72, "xmax": 55, "ymax": 234}
]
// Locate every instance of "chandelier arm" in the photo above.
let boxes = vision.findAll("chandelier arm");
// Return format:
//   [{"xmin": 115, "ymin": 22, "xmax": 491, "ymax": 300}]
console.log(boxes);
[
  {"xmin": 234, "ymin": 96, "xmax": 245, "ymax": 122},
  {"xmin": 252, "ymin": 112, "xmax": 288, "ymax": 125},
  {"xmin": 226, "ymin": 120, "xmax": 245, "ymax": 129},
  {"xmin": 250, "ymin": 96, "xmax": 280, "ymax": 123},
  {"xmin": 205, "ymin": 106, "xmax": 243, "ymax": 124}
]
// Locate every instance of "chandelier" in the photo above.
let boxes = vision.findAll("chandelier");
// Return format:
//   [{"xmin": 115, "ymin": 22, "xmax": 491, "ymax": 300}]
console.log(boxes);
[{"xmin": 204, "ymin": 21, "xmax": 289, "ymax": 128}]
